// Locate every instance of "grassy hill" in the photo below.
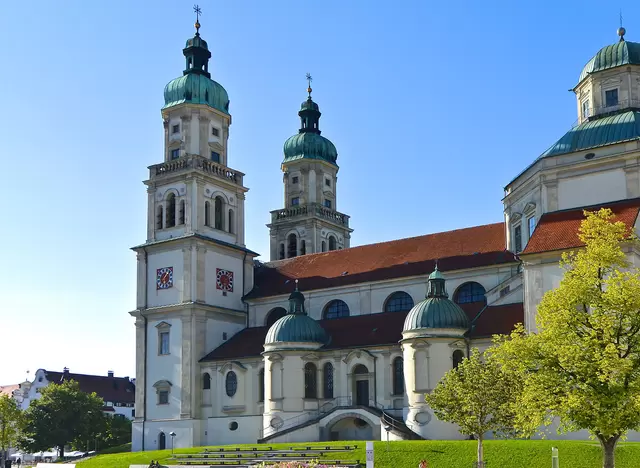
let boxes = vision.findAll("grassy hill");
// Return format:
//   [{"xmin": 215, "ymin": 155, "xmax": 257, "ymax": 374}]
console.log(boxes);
[{"xmin": 77, "ymin": 440, "xmax": 640, "ymax": 468}]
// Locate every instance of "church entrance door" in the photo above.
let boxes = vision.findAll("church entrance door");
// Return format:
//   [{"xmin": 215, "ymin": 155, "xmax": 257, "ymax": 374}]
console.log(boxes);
[
  {"xmin": 158, "ymin": 432, "xmax": 166, "ymax": 450},
  {"xmin": 356, "ymin": 380, "xmax": 369, "ymax": 406}
]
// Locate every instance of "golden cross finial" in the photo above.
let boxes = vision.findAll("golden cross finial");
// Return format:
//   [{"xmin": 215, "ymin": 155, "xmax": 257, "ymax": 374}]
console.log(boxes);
[
  {"xmin": 194, "ymin": 4, "xmax": 202, "ymax": 34},
  {"xmin": 306, "ymin": 73, "xmax": 313, "ymax": 98}
]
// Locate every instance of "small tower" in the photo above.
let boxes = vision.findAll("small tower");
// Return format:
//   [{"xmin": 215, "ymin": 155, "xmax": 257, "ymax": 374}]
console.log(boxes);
[
  {"xmin": 262, "ymin": 282, "xmax": 329, "ymax": 437},
  {"xmin": 401, "ymin": 267, "xmax": 470, "ymax": 440},
  {"xmin": 267, "ymin": 76, "xmax": 353, "ymax": 260}
]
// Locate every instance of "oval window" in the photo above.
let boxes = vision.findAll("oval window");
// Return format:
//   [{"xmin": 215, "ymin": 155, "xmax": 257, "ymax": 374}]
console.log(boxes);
[{"xmin": 225, "ymin": 371, "xmax": 238, "ymax": 397}]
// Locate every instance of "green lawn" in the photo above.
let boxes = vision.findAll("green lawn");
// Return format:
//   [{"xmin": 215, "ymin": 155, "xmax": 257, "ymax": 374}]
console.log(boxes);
[{"xmin": 76, "ymin": 440, "xmax": 640, "ymax": 468}]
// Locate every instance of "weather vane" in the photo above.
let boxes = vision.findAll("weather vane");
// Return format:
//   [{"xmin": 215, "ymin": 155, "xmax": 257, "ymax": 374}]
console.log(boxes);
[
  {"xmin": 194, "ymin": 4, "xmax": 202, "ymax": 34},
  {"xmin": 618, "ymin": 9, "xmax": 626, "ymax": 42},
  {"xmin": 306, "ymin": 73, "xmax": 313, "ymax": 98}
]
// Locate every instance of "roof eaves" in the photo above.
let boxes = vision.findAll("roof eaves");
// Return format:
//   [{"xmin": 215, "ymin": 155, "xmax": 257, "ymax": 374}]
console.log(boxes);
[{"xmin": 131, "ymin": 233, "xmax": 259, "ymax": 256}]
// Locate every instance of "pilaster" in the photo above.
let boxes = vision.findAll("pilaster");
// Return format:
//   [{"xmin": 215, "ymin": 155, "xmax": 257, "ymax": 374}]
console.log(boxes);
[
  {"xmin": 134, "ymin": 316, "xmax": 146, "ymax": 420},
  {"xmin": 180, "ymin": 315, "xmax": 193, "ymax": 419}
]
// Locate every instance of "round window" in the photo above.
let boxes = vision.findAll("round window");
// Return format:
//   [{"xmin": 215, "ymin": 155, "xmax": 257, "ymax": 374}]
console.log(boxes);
[
  {"xmin": 225, "ymin": 371, "xmax": 237, "ymax": 397},
  {"xmin": 229, "ymin": 421, "xmax": 239, "ymax": 431}
]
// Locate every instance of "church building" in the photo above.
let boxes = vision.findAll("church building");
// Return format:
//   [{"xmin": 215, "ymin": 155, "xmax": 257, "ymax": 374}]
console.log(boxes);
[{"xmin": 129, "ymin": 20, "xmax": 640, "ymax": 450}]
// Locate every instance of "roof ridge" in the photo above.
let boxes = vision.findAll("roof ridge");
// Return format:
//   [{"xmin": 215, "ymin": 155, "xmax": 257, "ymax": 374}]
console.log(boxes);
[{"xmin": 264, "ymin": 221, "xmax": 505, "ymax": 268}]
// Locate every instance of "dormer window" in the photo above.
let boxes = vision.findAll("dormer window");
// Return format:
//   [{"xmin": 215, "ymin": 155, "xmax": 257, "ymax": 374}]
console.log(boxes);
[
  {"xmin": 211, "ymin": 127, "xmax": 220, "ymax": 137},
  {"xmin": 172, "ymin": 124, "xmax": 180, "ymax": 134},
  {"xmin": 605, "ymin": 89, "xmax": 619, "ymax": 108}
]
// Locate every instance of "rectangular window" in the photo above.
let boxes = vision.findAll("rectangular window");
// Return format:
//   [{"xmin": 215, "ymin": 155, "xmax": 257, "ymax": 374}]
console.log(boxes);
[
  {"xmin": 159, "ymin": 331, "xmax": 170, "ymax": 355},
  {"xmin": 291, "ymin": 197, "xmax": 300, "ymax": 206},
  {"xmin": 172, "ymin": 124, "xmax": 180, "ymax": 134},
  {"xmin": 605, "ymin": 89, "xmax": 619, "ymax": 107},
  {"xmin": 528, "ymin": 216, "xmax": 536, "ymax": 237},
  {"xmin": 324, "ymin": 199, "xmax": 332, "ymax": 209},
  {"xmin": 211, "ymin": 127, "xmax": 220, "ymax": 137},
  {"xmin": 211, "ymin": 151, "xmax": 220, "ymax": 163},
  {"xmin": 170, "ymin": 149, "xmax": 180, "ymax": 160},
  {"xmin": 325, "ymin": 178, "xmax": 331, "ymax": 187},
  {"xmin": 514, "ymin": 225, "xmax": 522, "ymax": 253},
  {"xmin": 132, "ymin": 409, "xmax": 135, "ymax": 417},
  {"xmin": 582, "ymin": 100, "xmax": 590, "ymax": 119},
  {"xmin": 158, "ymin": 390, "xmax": 169, "ymax": 405},
  {"xmin": 292, "ymin": 176, "xmax": 299, "ymax": 184}
]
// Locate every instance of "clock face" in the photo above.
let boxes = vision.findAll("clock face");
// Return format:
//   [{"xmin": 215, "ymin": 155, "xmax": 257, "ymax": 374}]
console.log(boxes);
[
  {"xmin": 216, "ymin": 268, "xmax": 234, "ymax": 292},
  {"xmin": 156, "ymin": 267, "xmax": 174, "ymax": 290}
]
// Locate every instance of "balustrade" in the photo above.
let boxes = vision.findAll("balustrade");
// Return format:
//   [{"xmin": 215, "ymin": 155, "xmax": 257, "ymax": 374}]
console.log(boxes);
[
  {"xmin": 150, "ymin": 154, "xmax": 244, "ymax": 185},
  {"xmin": 270, "ymin": 203, "xmax": 350, "ymax": 227}
]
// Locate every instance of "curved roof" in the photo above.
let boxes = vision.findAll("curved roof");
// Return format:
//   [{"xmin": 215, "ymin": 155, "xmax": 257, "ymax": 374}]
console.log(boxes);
[
  {"xmin": 403, "ymin": 297, "xmax": 470, "ymax": 332},
  {"xmin": 283, "ymin": 132, "xmax": 338, "ymax": 166},
  {"xmin": 579, "ymin": 40, "xmax": 640, "ymax": 84},
  {"xmin": 163, "ymin": 73, "xmax": 230, "ymax": 114},
  {"xmin": 541, "ymin": 110, "xmax": 640, "ymax": 157},
  {"xmin": 264, "ymin": 313, "xmax": 329, "ymax": 345}
]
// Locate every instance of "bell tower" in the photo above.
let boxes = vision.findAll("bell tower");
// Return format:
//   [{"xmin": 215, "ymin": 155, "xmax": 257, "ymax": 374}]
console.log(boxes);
[
  {"xmin": 267, "ymin": 76, "xmax": 353, "ymax": 260},
  {"xmin": 129, "ymin": 8, "xmax": 257, "ymax": 452}
]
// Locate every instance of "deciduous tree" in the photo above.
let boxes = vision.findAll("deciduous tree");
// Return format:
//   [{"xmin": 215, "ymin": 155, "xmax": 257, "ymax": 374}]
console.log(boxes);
[
  {"xmin": 425, "ymin": 348, "xmax": 521, "ymax": 466},
  {"xmin": 493, "ymin": 208, "xmax": 640, "ymax": 468},
  {"xmin": 19, "ymin": 380, "xmax": 106, "ymax": 458},
  {"xmin": 0, "ymin": 394, "xmax": 23, "ymax": 468}
]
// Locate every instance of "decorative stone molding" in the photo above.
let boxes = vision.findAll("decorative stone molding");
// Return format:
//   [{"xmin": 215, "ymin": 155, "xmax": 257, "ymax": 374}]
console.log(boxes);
[
  {"xmin": 523, "ymin": 202, "xmax": 536, "ymax": 213},
  {"xmin": 155, "ymin": 321, "xmax": 171, "ymax": 329},
  {"xmin": 301, "ymin": 353, "xmax": 321, "ymax": 361},
  {"xmin": 218, "ymin": 361, "xmax": 248, "ymax": 375},
  {"xmin": 342, "ymin": 349, "xmax": 374, "ymax": 365},
  {"xmin": 152, "ymin": 379, "xmax": 172, "ymax": 389},
  {"xmin": 511, "ymin": 212, "xmax": 523, "ymax": 223}
]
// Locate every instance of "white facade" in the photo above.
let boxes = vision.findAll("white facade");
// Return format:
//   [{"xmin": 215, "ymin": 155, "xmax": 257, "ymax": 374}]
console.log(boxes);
[{"xmin": 132, "ymin": 28, "xmax": 640, "ymax": 450}]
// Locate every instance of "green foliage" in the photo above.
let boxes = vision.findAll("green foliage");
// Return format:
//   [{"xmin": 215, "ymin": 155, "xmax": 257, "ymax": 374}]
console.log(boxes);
[
  {"xmin": 425, "ymin": 348, "xmax": 522, "ymax": 463},
  {"xmin": 492, "ymin": 209, "xmax": 640, "ymax": 467},
  {"xmin": 75, "ymin": 440, "xmax": 640, "ymax": 468},
  {"xmin": 0, "ymin": 394, "xmax": 23, "ymax": 450},
  {"xmin": 19, "ymin": 380, "xmax": 106, "ymax": 458}
]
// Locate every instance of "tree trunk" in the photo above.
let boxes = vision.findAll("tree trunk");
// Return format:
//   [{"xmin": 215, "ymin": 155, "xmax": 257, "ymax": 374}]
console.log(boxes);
[
  {"xmin": 477, "ymin": 435, "xmax": 484, "ymax": 465},
  {"xmin": 597, "ymin": 434, "xmax": 620, "ymax": 468},
  {"xmin": 59, "ymin": 444, "xmax": 65, "ymax": 460}
]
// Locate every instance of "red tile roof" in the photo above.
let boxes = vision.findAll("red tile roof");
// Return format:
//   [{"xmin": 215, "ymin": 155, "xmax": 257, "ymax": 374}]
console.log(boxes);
[
  {"xmin": 248, "ymin": 223, "xmax": 515, "ymax": 299},
  {"xmin": 44, "ymin": 371, "xmax": 134, "ymax": 404},
  {"xmin": 200, "ymin": 302, "xmax": 524, "ymax": 361},
  {"xmin": 0, "ymin": 384, "xmax": 19, "ymax": 398},
  {"xmin": 522, "ymin": 198, "xmax": 640, "ymax": 255}
]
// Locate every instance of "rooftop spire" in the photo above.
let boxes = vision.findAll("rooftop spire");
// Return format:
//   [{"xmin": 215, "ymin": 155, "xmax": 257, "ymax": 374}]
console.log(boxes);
[
  {"xmin": 426, "ymin": 265, "xmax": 448, "ymax": 299},
  {"xmin": 194, "ymin": 4, "xmax": 202, "ymax": 35},
  {"xmin": 618, "ymin": 10, "xmax": 626, "ymax": 42}
]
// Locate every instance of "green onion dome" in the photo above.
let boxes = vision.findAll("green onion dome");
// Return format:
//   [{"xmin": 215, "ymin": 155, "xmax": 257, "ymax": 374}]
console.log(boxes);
[
  {"xmin": 403, "ymin": 267, "xmax": 470, "ymax": 332},
  {"xmin": 578, "ymin": 30, "xmax": 640, "ymax": 84},
  {"xmin": 282, "ymin": 93, "xmax": 338, "ymax": 166},
  {"xmin": 265, "ymin": 285, "xmax": 329, "ymax": 345},
  {"xmin": 162, "ymin": 29, "xmax": 230, "ymax": 115}
]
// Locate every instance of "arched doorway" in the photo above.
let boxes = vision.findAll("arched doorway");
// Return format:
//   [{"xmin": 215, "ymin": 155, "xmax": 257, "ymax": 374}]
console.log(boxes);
[
  {"xmin": 353, "ymin": 364, "xmax": 369, "ymax": 406},
  {"xmin": 158, "ymin": 432, "xmax": 166, "ymax": 450},
  {"xmin": 328, "ymin": 416, "xmax": 373, "ymax": 441}
]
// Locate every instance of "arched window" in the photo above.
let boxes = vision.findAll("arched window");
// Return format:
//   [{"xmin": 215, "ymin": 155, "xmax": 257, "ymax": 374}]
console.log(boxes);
[
  {"xmin": 392, "ymin": 357, "xmax": 404, "ymax": 395},
  {"xmin": 203, "ymin": 373, "xmax": 211, "ymax": 390},
  {"xmin": 384, "ymin": 291, "xmax": 414, "ymax": 313},
  {"xmin": 156, "ymin": 205, "xmax": 164, "ymax": 229},
  {"xmin": 214, "ymin": 197, "xmax": 224, "ymax": 230},
  {"xmin": 204, "ymin": 201, "xmax": 211, "ymax": 226},
  {"xmin": 166, "ymin": 193, "xmax": 176, "ymax": 227},
  {"xmin": 323, "ymin": 362, "xmax": 334, "ymax": 399},
  {"xmin": 454, "ymin": 282, "xmax": 486, "ymax": 304},
  {"xmin": 225, "ymin": 371, "xmax": 237, "ymax": 397},
  {"xmin": 265, "ymin": 307, "xmax": 287, "ymax": 327},
  {"xmin": 287, "ymin": 233, "xmax": 297, "ymax": 258},
  {"xmin": 453, "ymin": 350, "xmax": 465, "ymax": 369},
  {"xmin": 258, "ymin": 369, "xmax": 265, "ymax": 402},
  {"xmin": 321, "ymin": 241, "xmax": 326, "ymax": 252},
  {"xmin": 328, "ymin": 236, "xmax": 337, "ymax": 251},
  {"xmin": 228, "ymin": 209, "xmax": 234, "ymax": 234},
  {"xmin": 323, "ymin": 300, "xmax": 350, "ymax": 319},
  {"xmin": 279, "ymin": 244, "xmax": 285, "ymax": 260},
  {"xmin": 179, "ymin": 200, "xmax": 186, "ymax": 225},
  {"xmin": 300, "ymin": 240, "xmax": 306, "ymax": 255},
  {"xmin": 304, "ymin": 363, "xmax": 317, "ymax": 398}
]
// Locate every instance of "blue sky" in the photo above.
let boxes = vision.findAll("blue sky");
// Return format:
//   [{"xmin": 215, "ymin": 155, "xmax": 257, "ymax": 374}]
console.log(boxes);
[{"xmin": 0, "ymin": 0, "xmax": 638, "ymax": 384}]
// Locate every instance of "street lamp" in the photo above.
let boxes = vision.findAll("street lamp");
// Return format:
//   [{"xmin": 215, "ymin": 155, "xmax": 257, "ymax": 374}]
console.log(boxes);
[
  {"xmin": 383, "ymin": 425, "xmax": 392, "ymax": 452},
  {"xmin": 169, "ymin": 432, "xmax": 176, "ymax": 455}
]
